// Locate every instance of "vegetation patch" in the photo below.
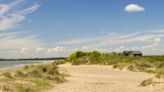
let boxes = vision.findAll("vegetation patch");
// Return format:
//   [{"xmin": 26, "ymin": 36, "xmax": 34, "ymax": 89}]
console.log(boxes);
[
  {"xmin": 67, "ymin": 51, "xmax": 164, "ymax": 87},
  {"xmin": 140, "ymin": 78, "xmax": 155, "ymax": 86},
  {"xmin": 67, "ymin": 51, "xmax": 164, "ymax": 72},
  {"xmin": 0, "ymin": 61, "xmax": 66, "ymax": 92}
]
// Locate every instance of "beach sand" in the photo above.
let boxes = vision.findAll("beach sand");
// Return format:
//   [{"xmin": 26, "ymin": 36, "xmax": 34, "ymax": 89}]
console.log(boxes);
[{"xmin": 47, "ymin": 63, "xmax": 164, "ymax": 92}]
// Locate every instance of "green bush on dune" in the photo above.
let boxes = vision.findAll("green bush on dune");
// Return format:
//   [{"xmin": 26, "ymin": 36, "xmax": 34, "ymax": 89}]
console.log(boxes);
[
  {"xmin": 67, "ymin": 51, "xmax": 109, "ymax": 65},
  {"xmin": 67, "ymin": 51, "xmax": 164, "ymax": 74}
]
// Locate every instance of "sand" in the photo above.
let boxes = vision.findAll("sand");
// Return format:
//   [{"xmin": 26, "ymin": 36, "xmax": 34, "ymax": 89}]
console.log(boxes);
[{"xmin": 47, "ymin": 63, "xmax": 164, "ymax": 92}]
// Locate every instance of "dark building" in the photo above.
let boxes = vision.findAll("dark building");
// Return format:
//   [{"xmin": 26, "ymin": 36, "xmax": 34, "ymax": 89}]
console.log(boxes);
[{"xmin": 122, "ymin": 51, "xmax": 142, "ymax": 56}]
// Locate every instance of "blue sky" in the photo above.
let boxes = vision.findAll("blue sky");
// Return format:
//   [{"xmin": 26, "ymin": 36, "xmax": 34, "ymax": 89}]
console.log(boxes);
[{"xmin": 0, "ymin": 0, "xmax": 164, "ymax": 58}]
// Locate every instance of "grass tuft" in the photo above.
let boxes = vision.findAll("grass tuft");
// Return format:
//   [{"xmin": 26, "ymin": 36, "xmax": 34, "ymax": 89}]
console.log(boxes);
[
  {"xmin": 3, "ymin": 71, "xmax": 13, "ymax": 78},
  {"xmin": 140, "ymin": 78, "xmax": 155, "ymax": 86},
  {"xmin": 0, "ymin": 61, "xmax": 66, "ymax": 92}
]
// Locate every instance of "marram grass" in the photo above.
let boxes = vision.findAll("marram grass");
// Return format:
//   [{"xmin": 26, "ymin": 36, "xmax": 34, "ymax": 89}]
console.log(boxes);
[{"xmin": 0, "ymin": 61, "xmax": 66, "ymax": 92}]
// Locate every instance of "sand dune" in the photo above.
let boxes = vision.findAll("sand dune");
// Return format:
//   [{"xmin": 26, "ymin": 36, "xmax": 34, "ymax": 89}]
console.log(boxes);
[{"xmin": 47, "ymin": 64, "xmax": 164, "ymax": 92}]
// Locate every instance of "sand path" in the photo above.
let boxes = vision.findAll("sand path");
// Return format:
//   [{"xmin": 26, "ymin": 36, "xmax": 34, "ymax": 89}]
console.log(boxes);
[{"xmin": 47, "ymin": 64, "xmax": 164, "ymax": 92}]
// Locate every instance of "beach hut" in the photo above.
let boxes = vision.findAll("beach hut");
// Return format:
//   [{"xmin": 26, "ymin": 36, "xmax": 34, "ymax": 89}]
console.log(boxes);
[{"xmin": 122, "ymin": 51, "xmax": 142, "ymax": 56}]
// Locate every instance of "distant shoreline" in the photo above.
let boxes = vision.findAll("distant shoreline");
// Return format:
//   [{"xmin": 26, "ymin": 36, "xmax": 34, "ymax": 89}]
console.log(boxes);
[
  {"xmin": 0, "ymin": 60, "xmax": 55, "ymax": 70},
  {"xmin": 0, "ymin": 57, "xmax": 66, "ymax": 61}
]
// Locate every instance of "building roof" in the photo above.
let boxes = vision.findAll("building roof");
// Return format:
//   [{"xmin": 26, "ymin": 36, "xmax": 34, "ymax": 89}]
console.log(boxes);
[{"xmin": 123, "ymin": 51, "xmax": 142, "ymax": 54}]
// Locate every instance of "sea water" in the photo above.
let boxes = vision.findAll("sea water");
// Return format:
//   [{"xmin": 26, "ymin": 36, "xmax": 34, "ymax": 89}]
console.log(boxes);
[{"xmin": 0, "ymin": 60, "xmax": 45, "ymax": 69}]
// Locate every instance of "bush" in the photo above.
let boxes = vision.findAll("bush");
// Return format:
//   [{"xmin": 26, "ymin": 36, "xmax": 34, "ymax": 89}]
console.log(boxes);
[{"xmin": 67, "ymin": 51, "xmax": 87, "ymax": 61}]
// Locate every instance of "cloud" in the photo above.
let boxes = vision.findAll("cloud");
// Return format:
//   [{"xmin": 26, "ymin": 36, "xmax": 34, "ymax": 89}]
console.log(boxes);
[
  {"xmin": 1, "ymin": 30, "xmax": 163, "ymax": 58},
  {"xmin": 59, "ymin": 32, "xmax": 162, "ymax": 48},
  {"xmin": 1, "ymin": 29, "xmax": 164, "ymax": 58},
  {"xmin": 125, "ymin": 4, "xmax": 145, "ymax": 12},
  {"xmin": 57, "ymin": 30, "xmax": 164, "ymax": 55},
  {"xmin": 154, "ymin": 37, "xmax": 160, "ymax": 42},
  {"xmin": 9, "ymin": 46, "xmax": 110, "ymax": 58},
  {"xmin": 0, "ymin": 0, "xmax": 40, "ymax": 31},
  {"xmin": 0, "ymin": 4, "xmax": 9, "ymax": 16},
  {"xmin": 142, "ymin": 43, "xmax": 159, "ymax": 50},
  {"xmin": 0, "ymin": 32, "xmax": 42, "ymax": 49},
  {"xmin": 6, "ymin": 46, "xmax": 69, "ymax": 58},
  {"xmin": 0, "ymin": 14, "xmax": 25, "ymax": 30},
  {"xmin": 16, "ymin": 4, "xmax": 40, "ymax": 15}
]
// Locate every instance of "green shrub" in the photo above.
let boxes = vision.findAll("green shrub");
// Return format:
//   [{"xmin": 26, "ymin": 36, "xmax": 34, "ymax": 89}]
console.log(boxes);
[{"xmin": 67, "ymin": 51, "xmax": 87, "ymax": 61}]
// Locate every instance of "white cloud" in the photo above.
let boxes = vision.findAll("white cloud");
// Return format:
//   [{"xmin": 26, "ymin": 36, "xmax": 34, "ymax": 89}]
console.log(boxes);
[
  {"xmin": 0, "ymin": 0, "xmax": 39, "ymax": 31},
  {"xmin": 1, "ymin": 30, "xmax": 164, "ymax": 58},
  {"xmin": 35, "ymin": 47, "xmax": 46, "ymax": 52},
  {"xmin": 16, "ymin": 4, "xmax": 40, "ymax": 15},
  {"xmin": 20, "ymin": 48, "xmax": 30, "ymax": 54},
  {"xmin": 0, "ymin": 4, "xmax": 9, "ymax": 16},
  {"xmin": 57, "ymin": 30, "xmax": 164, "ymax": 55},
  {"xmin": 125, "ymin": 4, "xmax": 145, "ymax": 12},
  {"xmin": 7, "ymin": 46, "xmax": 70, "ymax": 58},
  {"xmin": 3, "ymin": 30, "xmax": 161, "ymax": 58},
  {"xmin": 0, "ymin": 32, "xmax": 41, "ymax": 49},
  {"xmin": 51, "ymin": 46, "xmax": 65, "ymax": 52},
  {"xmin": 142, "ymin": 43, "xmax": 159, "ymax": 50},
  {"xmin": 0, "ymin": 14, "xmax": 25, "ymax": 30},
  {"xmin": 59, "ymin": 33, "xmax": 163, "ymax": 48},
  {"xmin": 82, "ymin": 46, "xmax": 89, "ymax": 51},
  {"xmin": 154, "ymin": 37, "xmax": 160, "ymax": 42}
]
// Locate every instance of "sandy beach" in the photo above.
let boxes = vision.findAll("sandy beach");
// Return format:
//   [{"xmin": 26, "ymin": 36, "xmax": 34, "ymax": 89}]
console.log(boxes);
[{"xmin": 47, "ymin": 63, "xmax": 164, "ymax": 92}]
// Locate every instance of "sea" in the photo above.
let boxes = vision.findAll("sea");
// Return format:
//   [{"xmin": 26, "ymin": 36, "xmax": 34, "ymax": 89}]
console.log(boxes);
[{"xmin": 0, "ymin": 60, "xmax": 46, "ymax": 69}]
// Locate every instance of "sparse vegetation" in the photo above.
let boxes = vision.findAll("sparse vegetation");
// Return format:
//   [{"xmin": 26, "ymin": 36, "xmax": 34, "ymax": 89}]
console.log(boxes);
[
  {"xmin": 3, "ymin": 71, "xmax": 13, "ymax": 78},
  {"xmin": 140, "ymin": 78, "xmax": 155, "ymax": 86},
  {"xmin": 67, "ymin": 51, "xmax": 164, "ymax": 73},
  {"xmin": 0, "ymin": 61, "xmax": 66, "ymax": 92},
  {"xmin": 156, "ymin": 71, "xmax": 164, "ymax": 79},
  {"xmin": 67, "ymin": 51, "xmax": 164, "ymax": 86}
]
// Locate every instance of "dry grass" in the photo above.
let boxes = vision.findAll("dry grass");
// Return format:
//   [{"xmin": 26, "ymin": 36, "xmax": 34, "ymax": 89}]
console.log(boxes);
[{"xmin": 0, "ymin": 61, "xmax": 66, "ymax": 92}]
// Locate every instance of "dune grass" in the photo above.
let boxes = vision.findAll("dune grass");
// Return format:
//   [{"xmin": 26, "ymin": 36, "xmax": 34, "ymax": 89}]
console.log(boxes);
[
  {"xmin": 67, "ymin": 51, "xmax": 164, "ymax": 86},
  {"xmin": 67, "ymin": 51, "xmax": 164, "ymax": 78},
  {"xmin": 0, "ymin": 61, "xmax": 66, "ymax": 92}
]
